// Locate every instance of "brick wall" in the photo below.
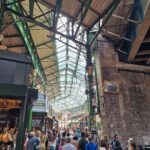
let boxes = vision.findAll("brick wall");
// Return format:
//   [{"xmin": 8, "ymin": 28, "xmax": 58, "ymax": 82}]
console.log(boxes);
[{"xmin": 96, "ymin": 36, "xmax": 150, "ymax": 147}]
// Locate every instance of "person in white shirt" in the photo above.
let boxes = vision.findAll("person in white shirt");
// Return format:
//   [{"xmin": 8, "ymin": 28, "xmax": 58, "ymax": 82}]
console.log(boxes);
[{"xmin": 62, "ymin": 137, "xmax": 77, "ymax": 150}]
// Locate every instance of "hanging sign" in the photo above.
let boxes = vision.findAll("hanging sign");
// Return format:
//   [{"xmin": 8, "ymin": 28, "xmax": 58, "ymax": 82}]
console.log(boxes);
[
  {"xmin": 103, "ymin": 81, "xmax": 119, "ymax": 93},
  {"xmin": 0, "ymin": 99, "xmax": 21, "ymax": 109},
  {"xmin": 32, "ymin": 93, "xmax": 48, "ymax": 112}
]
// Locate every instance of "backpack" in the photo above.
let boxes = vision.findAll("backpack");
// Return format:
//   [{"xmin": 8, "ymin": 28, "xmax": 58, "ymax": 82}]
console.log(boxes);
[
  {"xmin": 33, "ymin": 137, "xmax": 40, "ymax": 150},
  {"xmin": 79, "ymin": 138, "xmax": 88, "ymax": 150}
]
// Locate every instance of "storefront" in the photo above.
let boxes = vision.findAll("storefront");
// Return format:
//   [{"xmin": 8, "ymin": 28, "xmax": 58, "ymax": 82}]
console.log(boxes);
[
  {"xmin": 0, "ymin": 51, "xmax": 38, "ymax": 150},
  {"xmin": 32, "ymin": 93, "xmax": 49, "ymax": 133},
  {"xmin": 0, "ymin": 100, "xmax": 22, "ymax": 130}
]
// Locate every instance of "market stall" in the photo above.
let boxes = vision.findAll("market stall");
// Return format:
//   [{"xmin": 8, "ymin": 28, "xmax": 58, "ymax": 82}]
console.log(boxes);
[
  {"xmin": 32, "ymin": 93, "xmax": 49, "ymax": 133},
  {"xmin": 0, "ymin": 51, "xmax": 38, "ymax": 150}
]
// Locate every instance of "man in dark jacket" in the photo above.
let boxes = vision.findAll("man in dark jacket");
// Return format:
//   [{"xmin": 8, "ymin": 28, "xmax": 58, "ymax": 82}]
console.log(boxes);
[
  {"xmin": 110, "ymin": 134, "xmax": 122, "ymax": 150},
  {"xmin": 79, "ymin": 132, "xmax": 88, "ymax": 150}
]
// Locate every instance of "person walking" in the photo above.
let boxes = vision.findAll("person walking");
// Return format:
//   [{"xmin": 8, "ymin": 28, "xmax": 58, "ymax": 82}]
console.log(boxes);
[
  {"xmin": 110, "ymin": 134, "xmax": 122, "ymax": 150},
  {"xmin": 72, "ymin": 136, "xmax": 78, "ymax": 149},
  {"xmin": 78, "ymin": 132, "xmax": 88, "ymax": 150},
  {"xmin": 85, "ymin": 136, "xmax": 98, "ymax": 150},
  {"xmin": 62, "ymin": 137, "xmax": 77, "ymax": 150},
  {"xmin": 27, "ymin": 132, "xmax": 40, "ymax": 150}
]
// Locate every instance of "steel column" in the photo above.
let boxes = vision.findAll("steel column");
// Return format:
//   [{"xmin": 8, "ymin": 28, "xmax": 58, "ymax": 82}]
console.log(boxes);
[
  {"xmin": 16, "ymin": 88, "xmax": 28, "ymax": 150},
  {"xmin": 53, "ymin": 0, "xmax": 62, "ymax": 29},
  {"xmin": 29, "ymin": 0, "xmax": 34, "ymax": 17},
  {"xmin": 74, "ymin": 0, "xmax": 92, "ymax": 37},
  {"xmin": 86, "ymin": 32, "xmax": 95, "ymax": 130}
]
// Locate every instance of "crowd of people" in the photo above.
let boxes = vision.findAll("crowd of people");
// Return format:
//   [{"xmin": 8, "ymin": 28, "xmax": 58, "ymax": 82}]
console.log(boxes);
[
  {"xmin": 25, "ymin": 127, "xmax": 99, "ymax": 150},
  {"xmin": 24, "ymin": 128, "xmax": 144, "ymax": 150},
  {"xmin": 0, "ymin": 126, "xmax": 145, "ymax": 150}
]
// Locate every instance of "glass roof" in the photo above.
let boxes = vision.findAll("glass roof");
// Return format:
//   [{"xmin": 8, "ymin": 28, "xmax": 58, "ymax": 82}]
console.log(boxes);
[{"xmin": 50, "ymin": 16, "xmax": 87, "ymax": 111}]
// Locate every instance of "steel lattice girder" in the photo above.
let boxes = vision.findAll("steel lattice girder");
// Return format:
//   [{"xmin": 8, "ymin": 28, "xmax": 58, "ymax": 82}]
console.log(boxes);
[
  {"xmin": 5, "ymin": 0, "xmax": 122, "ymax": 111},
  {"xmin": 6, "ymin": 0, "xmax": 46, "ymax": 84},
  {"xmin": 5, "ymin": 6, "xmax": 86, "ymax": 47},
  {"xmin": 5, "ymin": 0, "xmax": 122, "ymax": 48}
]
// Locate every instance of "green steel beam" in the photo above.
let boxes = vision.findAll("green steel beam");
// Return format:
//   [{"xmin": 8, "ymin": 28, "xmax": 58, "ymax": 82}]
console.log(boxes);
[
  {"xmin": 29, "ymin": 0, "xmax": 34, "ymax": 17},
  {"xmin": 36, "ymin": 40, "xmax": 52, "ymax": 47},
  {"xmin": 89, "ymin": 0, "xmax": 121, "ymax": 46},
  {"xmin": 46, "ymin": 67, "xmax": 84, "ymax": 77},
  {"xmin": 29, "ymin": 20, "xmax": 47, "ymax": 28},
  {"xmin": 68, "ymin": 31, "xmax": 85, "ymax": 95},
  {"xmin": 53, "ymin": 0, "xmax": 62, "ymax": 29},
  {"xmin": 48, "ymin": 35, "xmax": 86, "ymax": 54},
  {"xmin": 86, "ymin": 31, "xmax": 94, "ymax": 130},
  {"xmin": 74, "ymin": 0, "xmax": 92, "ymax": 37},
  {"xmin": 7, "ymin": 0, "xmax": 46, "ymax": 84},
  {"xmin": 47, "ymin": 74, "xmax": 83, "ymax": 83},
  {"xmin": 74, "ymin": 30, "xmax": 85, "ymax": 75},
  {"xmin": 40, "ymin": 50, "xmax": 64, "ymax": 61},
  {"xmin": 52, "ymin": 38, "xmax": 60, "ymax": 91},
  {"xmin": 65, "ymin": 21, "xmax": 69, "ymax": 94},
  {"xmin": 5, "ymin": 6, "xmax": 86, "ymax": 47}
]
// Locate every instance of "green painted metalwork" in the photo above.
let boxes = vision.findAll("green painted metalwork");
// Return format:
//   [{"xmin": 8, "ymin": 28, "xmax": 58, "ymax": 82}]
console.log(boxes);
[
  {"xmin": 0, "ymin": 0, "xmax": 5, "ymax": 33},
  {"xmin": 0, "ymin": 83, "xmax": 27, "ymax": 99},
  {"xmin": 5, "ymin": 0, "xmax": 121, "ymax": 112},
  {"xmin": 29, "ymin": 0, "xmax": 34, "ymax": 17},
  {"xmin": 86, "ymin": 32, "xmax": 95, "ymax": 130},
  {"xmin": 88, "ymin": 0, "xmax": 121, "ymax": 30},
  {"xmin": 7, "ymin": 0, "xmax": 46, "ymax": 85},
  {"xmin": 16, "ymin": 96, "xmax": 28, "ymax": 150},
  {"xmin": 74, "ymin": 0, "xmax": 92, "ymax": 37},
  {"xmin": 89, "ymin": 0, "xmax": 121, "ymax": 46},
  {"xmin": 27, "ymin": 71, "xmax": 36, "ymax": 132},
  {"xmin": 53, "ymin": 0, "xmax": 62, "ymax": 28}
]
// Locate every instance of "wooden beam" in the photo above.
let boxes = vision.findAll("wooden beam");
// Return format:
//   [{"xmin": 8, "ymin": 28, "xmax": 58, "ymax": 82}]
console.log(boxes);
[
  {"xmin": 103, "ymin": 29, "xmax": 132, "ymax": 42},
  {"xmin": 146, "ymin": 57, "xmax": 150, "ymax": 64},
  {"xmin": 143, "ymin": 37, "xmax": 150, "ymax": 43},
  {"xmin": 137, "ymin": 50, "xmax": 150, "ymax": 56},
  {"xmin": 115, "ymin": 49, "xmax": 128, "ymax": 55},
  {"xmin": 134, "ymin": 57, "xmax": 148, "ymax": 62},
  {"xmin": 116, "ymin": 63, "xmax": 150, "ymax": 73},
  {"xmin": 112, "ymin": 14, "xmax": 141, "ymax": 24},
  {"xmin": 128, "ymin": 4, "xmax": 150, "ymax": 62}
]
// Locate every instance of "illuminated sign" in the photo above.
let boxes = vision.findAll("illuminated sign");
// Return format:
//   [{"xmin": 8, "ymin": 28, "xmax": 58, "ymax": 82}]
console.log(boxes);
[{"xmin": 0, "ymin": 99, "xmax": 21, "ymax": 109}]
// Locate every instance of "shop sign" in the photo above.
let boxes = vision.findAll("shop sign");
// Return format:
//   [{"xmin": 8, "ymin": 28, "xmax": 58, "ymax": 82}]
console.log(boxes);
[
  {"xmin": 0, "ymin": 99, "xmax": 21, "ymax": 109},
  {"xmin": 32, "ymin": 118, "xmax": 46, "ymax": 132},
  {"xmin": 32, "ymin": 93, "xmax": 48, "ymax": 112},
  {"xmin": 32, "ymin": 118, "xmax": 42, "ymax": 128}
]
